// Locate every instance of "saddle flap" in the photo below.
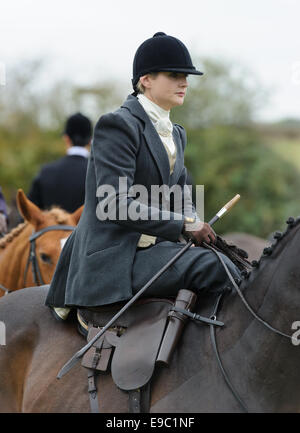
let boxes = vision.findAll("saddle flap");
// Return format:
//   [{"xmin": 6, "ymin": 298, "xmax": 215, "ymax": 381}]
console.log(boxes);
[
  {"xmin": 111, "ymin": 299, "xmax": 171, "ymax": 391},
  {"xmin": 81, "ymin": 327, "xmax": 118, "ymax": 372}
]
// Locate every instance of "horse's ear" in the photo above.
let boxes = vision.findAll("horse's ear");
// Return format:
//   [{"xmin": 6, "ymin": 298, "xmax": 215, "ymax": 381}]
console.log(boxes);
[
  {"xmin": 16, "ymin": 189, "xmax": 45, "ymax": 227},
  {"xmin": 71, "ymin": 205, "xmax": 84, "ymax": 225}
]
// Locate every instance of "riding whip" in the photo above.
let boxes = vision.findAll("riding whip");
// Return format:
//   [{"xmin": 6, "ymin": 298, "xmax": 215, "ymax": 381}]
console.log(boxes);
[{"xmin": 57, "ymin": 194, "xmax": 241, "ymax": 379}]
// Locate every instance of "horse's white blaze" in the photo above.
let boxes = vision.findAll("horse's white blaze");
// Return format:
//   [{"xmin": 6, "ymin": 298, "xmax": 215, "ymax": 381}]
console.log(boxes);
[{"xmin": 60, "ymin": 237, "xmax": 68, "ymax": 250}]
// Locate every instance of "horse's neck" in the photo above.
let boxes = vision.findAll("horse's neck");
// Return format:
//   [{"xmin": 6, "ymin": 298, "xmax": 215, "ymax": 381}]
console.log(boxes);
[
  {"xmin": 163, "ymin": 224, "xmax": 299, "ymax": 412},
  {"xmin": 172, "ymin": 271, "xmax": 297, "ymax": 412},
  {"xmin": 213, "ymin": 238, "xmax": 299, "ymax": 411},
  {"xmin": 0, "ymin": 224, "xmax": 32, "ymax": 290}
]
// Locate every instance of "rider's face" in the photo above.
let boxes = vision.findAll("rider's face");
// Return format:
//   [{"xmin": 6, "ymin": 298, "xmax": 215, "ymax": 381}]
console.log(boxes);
[{"xmin": 140, "ymin": 72, "xmax": 188, "ymax": 111}]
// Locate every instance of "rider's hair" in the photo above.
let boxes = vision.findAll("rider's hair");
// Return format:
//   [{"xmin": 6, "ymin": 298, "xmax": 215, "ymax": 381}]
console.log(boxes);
[{"xmin": 136, "ymin": 72, "xmax": 158, "ymax": 94}]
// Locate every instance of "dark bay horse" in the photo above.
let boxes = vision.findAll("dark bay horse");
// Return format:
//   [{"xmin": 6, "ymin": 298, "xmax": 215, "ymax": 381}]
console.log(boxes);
[
  {"xmin": 0, "ymin": 217, "xmax": 299, "ymax": 412},
  {"xmin": 0, "ymin": 190, "xmax": 83, "ymax": 296}
]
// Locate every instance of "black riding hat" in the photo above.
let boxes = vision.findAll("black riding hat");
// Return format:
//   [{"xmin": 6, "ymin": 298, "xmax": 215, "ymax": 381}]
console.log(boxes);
[
  {"xmin": 132, "ymin": 32, "xmax": 203, "ymax": 90},
  {"xmin": 63, "ymin": 112, "xmax": 92, "ymax": 147}
]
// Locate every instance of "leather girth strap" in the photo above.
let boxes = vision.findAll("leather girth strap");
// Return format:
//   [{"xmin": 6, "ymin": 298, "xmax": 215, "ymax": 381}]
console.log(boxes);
[
  {"xmin": 87, "ymin": 368, "xmax": 100, "ymax": 413},
  {"xmin": 86, "ymin": 371, "xmax": 151, "ymax": 413},
  {"xmin": 84, "ymin": 346, "xmax": 151, "ymax": 413},
  {"xmin": 86, "ymin": 373, "xmax": 151, "ymax": 413},
  {"xmin": 128, "ymin": 384, "xmax": 151, "ymax": 413}
]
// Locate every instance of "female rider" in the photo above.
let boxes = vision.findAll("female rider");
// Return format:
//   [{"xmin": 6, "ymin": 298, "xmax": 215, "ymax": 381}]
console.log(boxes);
[{"xmin": 46, "ymin": 32, "xmax": 241, "ymax": 318}]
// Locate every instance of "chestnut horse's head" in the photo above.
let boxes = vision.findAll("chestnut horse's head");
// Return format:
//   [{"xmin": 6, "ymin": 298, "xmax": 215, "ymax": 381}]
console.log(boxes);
[{"xmin": 0, "ymin": 189, "xmax": 83, "ymax": 293}]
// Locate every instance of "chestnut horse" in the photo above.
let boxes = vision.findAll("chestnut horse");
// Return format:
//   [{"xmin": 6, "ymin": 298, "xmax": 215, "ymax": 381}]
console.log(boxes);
[
  {"xmin": 0, "ymin": 217, "xmax": 299, "ymax": 412},
  {"xmin": 0, "ymin": 189, "xmax": 82, "ymax": 296}
]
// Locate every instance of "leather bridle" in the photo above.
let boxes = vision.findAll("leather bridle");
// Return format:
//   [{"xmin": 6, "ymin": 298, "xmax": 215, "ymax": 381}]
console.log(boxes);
[
  {"xmin": 0, "ymin": 224, "xmax": 75, "ymax": 296},
  {"xmin": 23, "ymin": 225, "xmax": 75, "ymax": 287},
  {"xmin": 0, "ymin": 232, "xmax": 11, "ymax": 295}
]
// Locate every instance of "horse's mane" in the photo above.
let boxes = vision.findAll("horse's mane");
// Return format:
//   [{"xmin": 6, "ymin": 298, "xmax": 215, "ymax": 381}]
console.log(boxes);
[
  {"xmin": 241, "ymin": 215, "xmax": 300, "ymax": 284},
  {"xmin": 0, "ymin": 222, "xmax": 27, "ymax": 249},
  {"xmin": 0, "ymin": 207, "xmax": 71, "ymax": 250},
  {"xmin": 45, "ymin": 207, "xmax": 71, "ymax": 225}
]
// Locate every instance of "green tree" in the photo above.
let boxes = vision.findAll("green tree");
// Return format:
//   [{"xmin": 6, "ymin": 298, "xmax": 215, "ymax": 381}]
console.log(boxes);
[
  {"xmin": 171, "ymin": 57, "xmax": 266, "ymax": 128},
  {"xmin": 184, "ymin": 125, "xmax": 300, "ymax": 237},
  {"xmin": 0, "ymin": 60, "xmax": 123, "ymax": 203}
]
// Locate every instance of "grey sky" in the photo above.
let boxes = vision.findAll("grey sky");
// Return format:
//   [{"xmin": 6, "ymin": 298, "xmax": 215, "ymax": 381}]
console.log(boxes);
[{"xmin": 1, "ymin": 0, "xmax": 300, "ymax": 121}]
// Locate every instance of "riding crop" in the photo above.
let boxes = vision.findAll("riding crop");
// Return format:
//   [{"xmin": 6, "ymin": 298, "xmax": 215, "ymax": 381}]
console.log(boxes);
[{"xmin": 57, "ymin": 194, "xmax": 240, "ymax": 379}]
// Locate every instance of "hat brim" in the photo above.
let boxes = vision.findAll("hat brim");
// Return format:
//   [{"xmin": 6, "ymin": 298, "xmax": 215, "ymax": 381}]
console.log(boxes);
[{"xmin": 154, "ymin": 67, "xmax": 204, "ymax": 76}]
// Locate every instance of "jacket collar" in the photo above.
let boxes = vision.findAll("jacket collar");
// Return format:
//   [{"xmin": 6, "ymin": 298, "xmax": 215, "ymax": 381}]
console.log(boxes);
[
  {"xmin": 121, "ymin": 94, "xmax": 149, "ymax": 123},
  {"xmin": 66, "ymin": 146, "xmax": 90, "ymax": 158},
  {"xmin": 121, "ymin": 94, "xmax": 182, "ymax": 186}
]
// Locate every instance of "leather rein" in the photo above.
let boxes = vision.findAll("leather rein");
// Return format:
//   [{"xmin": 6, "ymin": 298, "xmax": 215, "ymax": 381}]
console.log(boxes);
[{"xmin": 0, "ymin": 225, "xmax": 75, "ymax": 295}]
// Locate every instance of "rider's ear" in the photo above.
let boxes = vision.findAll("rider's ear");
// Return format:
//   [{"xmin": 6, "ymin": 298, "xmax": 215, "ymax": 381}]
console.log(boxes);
[
  {"xmin": 71, "ymin": 205, "xmax": 84, "ymax": 225},
  {"xmin": 16, "ymin": 189, "xmax": 46, "ymax": 228}
]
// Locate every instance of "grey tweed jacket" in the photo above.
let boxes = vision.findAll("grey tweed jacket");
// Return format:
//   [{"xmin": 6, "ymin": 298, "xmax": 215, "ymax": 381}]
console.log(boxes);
[{"xmin": 45, "ymin": 94, "xmax": 195, "ymax": 308}]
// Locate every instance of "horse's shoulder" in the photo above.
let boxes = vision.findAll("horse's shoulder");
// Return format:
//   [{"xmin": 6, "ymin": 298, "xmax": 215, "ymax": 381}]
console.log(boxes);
[{"xmin": 0, "ymin": 286, "xmax": 50, "ymax": 325}]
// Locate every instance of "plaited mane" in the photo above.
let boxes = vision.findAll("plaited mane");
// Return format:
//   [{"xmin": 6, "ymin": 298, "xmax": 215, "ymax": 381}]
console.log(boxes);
[
  {"xmin": 0, "ymin": 222, "xmax": 27, "ymax": 249},
  {"xmin": 0, "ymin": 207, "xmax": 70, "ymax": 250},
  {"xmin": 45, "ymin": 207, "xmax": 70, "ymax": 225},
  {"xmin": 240, "ymin": 216, "xmax": 300, "ymax": 283}
]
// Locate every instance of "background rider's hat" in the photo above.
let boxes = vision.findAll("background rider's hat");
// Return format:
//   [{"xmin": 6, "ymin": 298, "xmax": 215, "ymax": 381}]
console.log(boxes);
[
  {"xmin": 63, "ymin": 112, "xmax": 92, "ymax": 146},
  {"xmin": 132, "ymin": 32, "xmax": 203, "ymax": 91}
]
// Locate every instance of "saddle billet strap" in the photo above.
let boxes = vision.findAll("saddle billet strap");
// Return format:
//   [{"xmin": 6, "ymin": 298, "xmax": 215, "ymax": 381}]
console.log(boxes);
[
  {"xmin": 128, "ymin": 384, "xmax": 151, "ymax": 413},
  {"xmin": 170, "ymin": 306, "xmax": 224, "ymax": 327},
  {"xmin": 128, "ymin": 389, "xmax": 141, "ymax": 413},
  {"xmin": 85, "ymin": 337, "xmax": 106, "ymax": 414},
  {"xmin": 82, "ymin": 325, "xmax": 121, "ymax": 413},
  {"xmin": 84, "ymin": 342, "xmax": 151, "ymax": 414},
  {"xmin": 87, "ymin": 368, "xmax": 100, "ymax": 413}
]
